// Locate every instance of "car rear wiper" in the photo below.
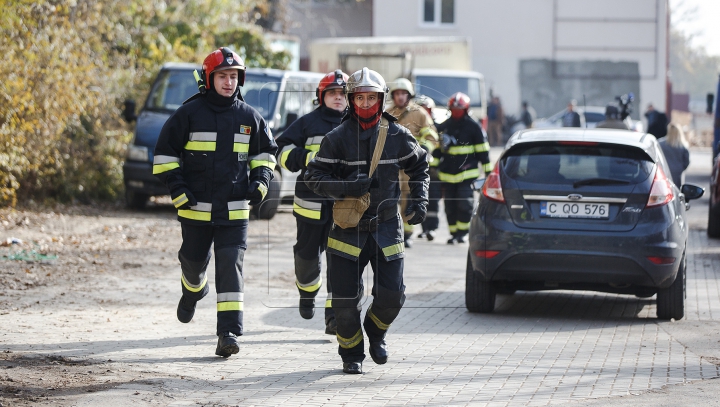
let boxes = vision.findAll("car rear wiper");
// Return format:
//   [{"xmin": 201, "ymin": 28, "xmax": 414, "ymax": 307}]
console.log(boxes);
[{"xmin": 573, "ymin": 178, "xmax": 631, "ymax": 188}]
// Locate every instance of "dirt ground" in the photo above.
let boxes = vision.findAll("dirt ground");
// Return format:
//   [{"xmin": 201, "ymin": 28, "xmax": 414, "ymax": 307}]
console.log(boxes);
[{"xmin": 0, "ymin": 202, "xmax": 297, "ymax": 406}]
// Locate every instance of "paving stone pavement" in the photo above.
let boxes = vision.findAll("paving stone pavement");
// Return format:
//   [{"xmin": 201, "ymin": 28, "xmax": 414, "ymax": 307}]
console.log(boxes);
[{"xmin": 2, "ymin": 148, "xmax": 720, "ymax": 406}]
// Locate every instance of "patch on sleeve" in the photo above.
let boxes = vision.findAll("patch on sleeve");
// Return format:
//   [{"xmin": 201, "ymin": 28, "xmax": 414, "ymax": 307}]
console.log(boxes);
[{"xmin": 239, "ymin": 125, "xmax": 252, "ymax": 135}]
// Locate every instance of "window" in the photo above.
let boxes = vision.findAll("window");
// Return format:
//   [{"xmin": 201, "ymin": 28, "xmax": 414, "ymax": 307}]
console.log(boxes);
[
  {"xmin": 146, "ymin": 70, "xmax": 199, "ymax": 111},
  {"xmin": 422, "ymin": 0, "xmax": 454, "ymax": 25}
]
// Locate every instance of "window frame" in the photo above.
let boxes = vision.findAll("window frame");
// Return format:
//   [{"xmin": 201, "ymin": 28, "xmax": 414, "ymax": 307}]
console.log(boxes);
[{"xmin": 418, "ymin": 0, "xmax": 455, "ymax": 28}]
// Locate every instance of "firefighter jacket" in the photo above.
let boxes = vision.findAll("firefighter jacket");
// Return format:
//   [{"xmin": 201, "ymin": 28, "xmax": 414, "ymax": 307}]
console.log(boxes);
[
  {"xmin": 304, "ymin": 112, "xmax": 429, "ymax": 262},
  {"xmin": 385, "ymin": 102, "xmax": 438, "ymax": 155},
  {"xmin": 434, "ymin": 114, "xmax": 491, "ymax": 183},
  {"xmin": 153, "ymin": 89, "xmax": 278, "ymax": 226},
  {"xmin": 275, "ymin": 105, "xmax": 344, "ymax": 224}
]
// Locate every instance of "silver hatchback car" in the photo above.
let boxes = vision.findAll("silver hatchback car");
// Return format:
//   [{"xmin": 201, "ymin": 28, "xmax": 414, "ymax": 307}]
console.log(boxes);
[{"xmin": 467, "ymin": 129, "xmax": 704, "ymax": 319}]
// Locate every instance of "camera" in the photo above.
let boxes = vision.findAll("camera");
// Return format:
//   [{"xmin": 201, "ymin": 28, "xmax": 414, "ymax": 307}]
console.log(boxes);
[{"xmin": 615, "ymin": 93, "xmax": 634, "ymax": 121}]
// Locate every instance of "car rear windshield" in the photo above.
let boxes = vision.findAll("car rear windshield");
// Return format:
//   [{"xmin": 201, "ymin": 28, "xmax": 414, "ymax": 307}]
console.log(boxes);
[
  {"xmin": 502, "ymin": 143, "xmax": 654, "ymax": 185},
  {"xmin": 243, "ymin": 73, "xmax": 281, "ymax": 120}
]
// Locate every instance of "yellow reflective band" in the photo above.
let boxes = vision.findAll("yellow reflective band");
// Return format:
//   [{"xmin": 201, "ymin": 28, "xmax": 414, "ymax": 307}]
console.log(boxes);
[
  {"xmin": 306, "ymin": 144, "xmax": 321, "ymax": 153},
  {"xmin": 456, "ymin": 221, "xmax": 470, "ymax": 231},
  {"xmin": 217, "ymin": 301, "xmax": 243, "ymax": 312},
  {"xmin": 185, "ymin": 141, "xmax": 216, "ymax": 151},
  {"xmin": 429, "ymin": 159, "xmax": 439, "ymax": 167},
  {"xmin": 258, "ymin": 183, "xmax": 268, "ymax": 200},
  {"xmin": 325, "ymin": 299, "xmax": 332, "ymax": 308},
  {"xmin": 293, "ymin": 203, "xmax": 322, "ymax": 220},
  {"xmin": 305, "ymin": 151, "xmax": 316, "ymax": 166},
  {"xmin": 172, "ymin": 193, "xmax": 188, "ymax": 208},
  {"xmin": 336, "ymin": 329, "xmax": 363, "ymax": 349},
  {"xmin": 327, "ymin": 238, "xmax": 362, "ymax": 257},
  {"xmin": 152, "ymin": 162, "xmax": 180, "ymax": 174},
  {"xmin": 438, "ymin": 168, "xmax": 481, "ymax": 183},
  {"xmin": 249, "ymin": 160, "xmax": 276, "ymax": 170},
  {"xmin": 233, "ymin": 143, "xmax": 250, "ymax": 153},
  {"xmin": 229, "ymin": 210, "xmax": 250, "ymax": 220},
  {"xmin": 178, "ymin": 209, "xmax": 212, "ymax": 221},
  {"xmin": 382, "ymin": 243, "xmax": 405, "ymax": 258},
  {"xmin": 181, "ymin": 274, "xmax": 207, "ymax": 293},
  {"xmin": 446, "ymin": 145, "xmax": 475, "ymax": 155},
  {"xmin": 280, "ymin": 148, "xmax": 293, "ymax": 170},
  {"xmin": 449, "ymin": 225, "xmax": 458, "ymax": 233},
  {"xmin": 475, "ymin": 142, "xmax": 490, "ymax": 152},
  {"xmin": 368, "ymin": 306, "xmax": 390, "ymax": 330},
  {"xmin": 403, "ymin": 222, "xmax": 414, "ymax": 233},
  {"xmin": 420, "ymin": 139, "xmax": 435, "ymax": 154},
  {"xmin": 483, "ymin": 162, "xmax": 493, "ymax": 172},
  {"xmin": 419, "ymin": 127, "xmax": 438, "ymax": 142},
  {"xmin": 296, "ymin": 278, "xmax": 322, "ymax": 293}
]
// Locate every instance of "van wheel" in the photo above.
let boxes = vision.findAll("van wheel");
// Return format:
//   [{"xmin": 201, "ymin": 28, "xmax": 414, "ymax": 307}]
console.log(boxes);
[
  {"xmin": 251, "ymin": 170, "xmax": 281, "ymax": 220},
  {"xmin": 465, "ymin": 253, "xmax": 496, "ymax": 313},
  {"xmin": 656, "ymin": 253, "xmax": 685, "ymax": 320},
  {"xmin": 125, "ymin": 189, "xmax": 148, "ymax": 210},
  {"xmin": 708, "ymin": 200, "xmax": 720, "ymax": 238}
]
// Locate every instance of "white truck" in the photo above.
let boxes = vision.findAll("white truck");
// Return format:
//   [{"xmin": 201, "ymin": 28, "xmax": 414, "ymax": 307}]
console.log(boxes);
[{"xmin": 309, "ymin": 36, "xmax": 486, "ymax": 124}]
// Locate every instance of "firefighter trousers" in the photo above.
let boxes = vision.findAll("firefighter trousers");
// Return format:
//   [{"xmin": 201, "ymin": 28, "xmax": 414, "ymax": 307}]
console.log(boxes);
[
  {"xmin": 422, "ymin": 168, "xmax": 441, "ymax": 233},
  {"xmin": 178, "ymin": 223, "xmax": 246, "ymax": 336},
  {"xmin": 329, "ymin": 239, "xmax": 406, "ymax": 363},
  {"xmin": 442, "ymin": 179, "xmax": 474, "ymax": 238},
  {"xmin": 294, "ymin": 217, "xmax": 334, "ymax": 321}
]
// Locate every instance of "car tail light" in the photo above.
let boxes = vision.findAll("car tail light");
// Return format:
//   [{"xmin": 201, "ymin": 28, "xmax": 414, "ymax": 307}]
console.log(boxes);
[
  {"xmin": 482, "ymin": 163, "xmax": 505, "ymax": 203},
  {"xmin": 646, "ymin": 166, "xmax": 674, "ymax": 207},
  {"xmin": 647, "ymin": 256, "xmax": 675, "ymax": 265},
  {"xmin": 475, "ymin": 250, "xmax": 500, "ymax": 258}
]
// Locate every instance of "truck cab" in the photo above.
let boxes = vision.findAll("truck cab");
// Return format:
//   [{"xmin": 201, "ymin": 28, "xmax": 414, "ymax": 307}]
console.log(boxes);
[
  {"xmin": 410, "ymin": 69, "xmax": 487, "ymax": 126},
  {"xmin": 122, "ymin": 62, "xmax": 323, "ymax": 219}
]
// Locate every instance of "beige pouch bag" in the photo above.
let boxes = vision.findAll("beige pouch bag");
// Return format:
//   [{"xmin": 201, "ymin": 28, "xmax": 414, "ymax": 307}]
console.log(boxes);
[{"xmin": 332, "ymin": 118, "xmax": 389, "ymax": 229}]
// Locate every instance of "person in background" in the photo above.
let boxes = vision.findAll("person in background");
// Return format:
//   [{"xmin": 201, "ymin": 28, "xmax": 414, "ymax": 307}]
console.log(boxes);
[
  {"xmin": 658, "ymin": 123, "xmax": 690, "ymax": 186},
  {"xmin": 487, "ymin": 96, "xmax": 504, "ymax": 146},
  {"xmin": 562, "ymin": 100, "xmax": 581, "ymax": 127},
  {"xmin": 415, "ymin": 95, "xmax": 442, "ymax": 241},
  {"xmin": 596, "ymin": 104, "xmax": 629, "ymax": 130},
  {"xmin": 645, "ymin": 104, "xmax": 669, "ymax": 139},
  {"xmin": 520, "ymin": 101, "xmax": 536, "ymax": 129}
]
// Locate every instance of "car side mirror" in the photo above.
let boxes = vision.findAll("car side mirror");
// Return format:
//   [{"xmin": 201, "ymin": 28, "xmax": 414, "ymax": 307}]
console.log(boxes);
[
  {"xmin": 122, "ymin": 99, "xmax": 137, "ymax": 123},
  {"xmin": 471, "ymin": 178, "xmax": 486, "ymax": 191},
  {"xmin": 681, "ymin": 184, "xmax": 705, "ymax": 201}
]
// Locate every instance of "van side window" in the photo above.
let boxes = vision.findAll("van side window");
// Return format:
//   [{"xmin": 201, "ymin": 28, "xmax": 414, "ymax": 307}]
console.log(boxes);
[{"xmin": 277, "ymin": 79, "xmax": 317, "ymax": 129}]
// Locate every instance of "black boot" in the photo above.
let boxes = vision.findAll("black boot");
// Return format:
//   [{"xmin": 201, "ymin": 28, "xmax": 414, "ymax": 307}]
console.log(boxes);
[
  {"xmin": 368, "ymin": 338, "xmax": 388, "ymax": 365},
  {"xmin": 176, "ymin": 295, "xmax": 197, "ymax": 323},
  {"xmin": 426, "ymin": 230, "xmax": 436, "ymax": 241},
  {"xmin": 215, "ymin": 332, "xmax": 240, "ymax": 358},
  {"xmin": 447, "ymin": 237, "xmax": 456, "ymax": 245},
  {"xmin": 342, "ymin": 362, "xmax": 362, "ymax": 374},
  {"xmin": 299, "ymin": 297, "xmax": 315, "ymax": 320},
  {"xmin": 455, "ymin": 234, "xmax": 467, "ymax": 244}
]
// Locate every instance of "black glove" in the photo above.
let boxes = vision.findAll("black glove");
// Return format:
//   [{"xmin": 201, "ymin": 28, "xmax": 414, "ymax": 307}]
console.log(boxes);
[
  {"xmin": 404, "ymin": 202, "xmax": 427, "ymax": 225},
  {"xmin": 343, "ymin": 173, "xmax": 372, "ymax": 197},
  {"xmin": 247, "ymin": 181, "xmax": 268, "ymax": 206},
  {"xmin": 170, "ymin": 187, "xmax": 197, "ymax": 210}
]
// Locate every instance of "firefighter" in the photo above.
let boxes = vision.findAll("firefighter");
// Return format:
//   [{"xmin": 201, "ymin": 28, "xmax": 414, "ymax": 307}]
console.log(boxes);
[
  {"xmin": 153, "ymin": 47, "xmax": 277, "ymax": 357},
  {"xmin": 414, "ymin": 95, "xmax": 442, "ymax": 241},
  {"xmin": 304, "ymin": 67, "xmax": 429, "ymax": 374},
  {"xmin": 385, "ymin": 79, "xmax": 438, "ymax": 248},
  {"xmin": 434, "ymin": 92, "xmax": 491, "ymax": 244},
  {"xmin": 275, "ymin": 70, "xmax": 349, "ymax": 335}
]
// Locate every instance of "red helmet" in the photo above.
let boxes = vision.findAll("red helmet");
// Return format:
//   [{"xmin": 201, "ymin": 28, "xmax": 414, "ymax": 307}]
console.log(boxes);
[
  {"xmin": 316, "ymin": 70, "xmax": 349, "ymax": 106},
  {"xmin": 201, "ymin": 47, "xmax": 246, "ymax": 91},
  {"xmin": 448, "ymin": 92, "xmax": 471, "ymax": 110}
]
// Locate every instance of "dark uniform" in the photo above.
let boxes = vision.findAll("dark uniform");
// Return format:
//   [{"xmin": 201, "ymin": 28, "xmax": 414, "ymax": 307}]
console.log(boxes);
[
  {"xmin": 275, "ymin": 105, "xmax": 344, "ymax": 328},
  {"xmin": 435, "ymin": 114, "xmax": 491, "ymax": 242},
  {"xmin": 153, "ymin": 87, "xmax": 277, "ymax": 340},
  {"xmin": 305, "ymin": 111, "xmax": 429, "ymax": 365}
]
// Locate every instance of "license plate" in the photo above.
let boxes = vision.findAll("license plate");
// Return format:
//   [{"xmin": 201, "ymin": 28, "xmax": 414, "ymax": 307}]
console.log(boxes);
[{"xmin": 540, "ymin": 201, "xmax": 609, "ymax": 219}]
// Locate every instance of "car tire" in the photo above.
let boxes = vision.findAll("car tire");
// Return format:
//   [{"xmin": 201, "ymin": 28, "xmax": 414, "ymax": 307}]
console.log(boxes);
[
  {"xmin": 251, "ymin": 170, "xmax": 281, "ymax": 220},
  {"xmin": 708, "ymin": 200, "xmax": 720, "ymax": 238},
  {"xmin": 656, "ymin": 253, "xmax": 685, "ymax": 320},
  {"xmin": 465, "ymin": 253, "xmax": 496, "ymax": 313},
  {"xmin": 125, "ymin": 189, "xmax": 148, "ymax": 210}
]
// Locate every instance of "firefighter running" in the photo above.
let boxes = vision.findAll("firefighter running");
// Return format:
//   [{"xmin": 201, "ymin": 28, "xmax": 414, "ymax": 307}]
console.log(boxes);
[
  {"xmin": 305, "ymin": 67, "xmax": 429, "ymax": 374},
  {"xmin": 153, "ymin": 48, "xmax": 277, "ymax": 357},
  {"xmin": 275, "ymin": 70, "xmax": 349, "ymax": 335},
  {"xmin": 385, "ymin": 79, "xmax": 438, "ymax": 248},
  {"xmin": 434, "ymin": 92, "xmax": 491, "ymax": 244}
]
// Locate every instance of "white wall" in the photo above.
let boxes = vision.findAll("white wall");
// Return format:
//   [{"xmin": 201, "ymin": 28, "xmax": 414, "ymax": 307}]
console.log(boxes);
[{"xmin": 373, "ymin": 0, "xmax": 668, "ymax": 117}]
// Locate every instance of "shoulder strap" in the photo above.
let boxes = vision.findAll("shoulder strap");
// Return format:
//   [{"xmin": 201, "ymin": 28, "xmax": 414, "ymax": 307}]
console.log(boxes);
[{"xmin": 368, "ymin": 118, "xmax": 389, "ymax": 177}]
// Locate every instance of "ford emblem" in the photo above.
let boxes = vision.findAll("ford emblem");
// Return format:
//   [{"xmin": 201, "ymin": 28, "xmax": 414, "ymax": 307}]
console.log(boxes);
[{"xmin": 568, "ymin": 194, "xmax": 582, "ymax": 201}]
